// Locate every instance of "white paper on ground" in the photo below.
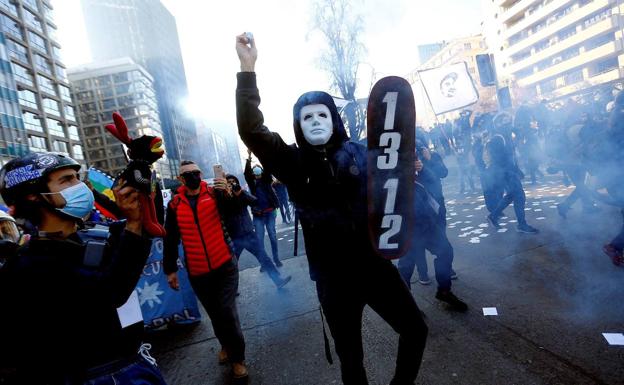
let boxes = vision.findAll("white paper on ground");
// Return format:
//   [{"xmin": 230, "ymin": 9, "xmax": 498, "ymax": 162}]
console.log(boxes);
[
  {"xmin": 483, "ymin": 307, "xmax": 498, "ymax": 316},
  {"xmin": 602, "ymin": 333, "xmax": 624, "ymax": 345},
  {"xmin": 117, "ymin": 290, "xmax": 143, "ymax": 328}
]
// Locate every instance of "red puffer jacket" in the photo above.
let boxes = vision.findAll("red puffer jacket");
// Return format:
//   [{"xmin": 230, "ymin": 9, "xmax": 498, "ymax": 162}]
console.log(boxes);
[{"xmin": 169, "ymin": 182, "xmax": 232, "ymax": 276}]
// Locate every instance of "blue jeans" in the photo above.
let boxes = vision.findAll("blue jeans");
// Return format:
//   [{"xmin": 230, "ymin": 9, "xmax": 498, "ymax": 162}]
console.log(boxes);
[
  {"xmin": 253, "ymin": 211, "xmax": 279, "ymax": 262},
  {"xmin": 84, "ymin": 356, "xmax": 167, "ymax": 385}
]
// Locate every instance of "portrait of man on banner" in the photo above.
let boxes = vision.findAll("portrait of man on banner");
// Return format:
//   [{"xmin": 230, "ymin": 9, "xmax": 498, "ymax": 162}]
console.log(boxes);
[{"xmin": 418, "ymin": 62, "xmax": 479, "ymax": 115}]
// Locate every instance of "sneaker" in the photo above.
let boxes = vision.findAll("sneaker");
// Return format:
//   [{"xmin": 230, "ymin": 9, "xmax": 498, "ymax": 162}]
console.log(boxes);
[
  {"xmin": 516, "ymin": 223, "xmax": 539, "ymax": 234},
  {"xmin": 218, "ymin": 349, "xmax": 228, "ymax": 365},
  {"xmin": 450, "ymin": 270, "xmax": 458, "ymax": 280},
  {"xmin": 435, "ymin": 290, "xmax": 468, "ymax": 312},
  {"xmin": 603, "ymin": 244, "xmax": 624, "ymax": 267},
  {"xmin": 232, "ymin": 362, "xmax": 249, "ymax": 379},
  {"xmin": 487, "ymin": 214, "xmax": 501, "ymax": 229},
  {"xmin": 274, "ymin": 259, "xmax": 283, "ymax": 267},
  {"xmin": 275, "ymin": 275, "xmax": 292, "ymax": 289},
  {"xmin": 417, "ymin": 275, "xmax": 431, "ymax": 285},
  {"xmin": 556, "ymin": 204, "xmax": 568, "ymax": 219}
]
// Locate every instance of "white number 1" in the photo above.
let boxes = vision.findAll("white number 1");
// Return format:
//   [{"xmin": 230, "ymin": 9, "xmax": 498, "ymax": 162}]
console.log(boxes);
[{"xmin": 383, "ymin": 92, "xmax": 398, "ymax": 131}]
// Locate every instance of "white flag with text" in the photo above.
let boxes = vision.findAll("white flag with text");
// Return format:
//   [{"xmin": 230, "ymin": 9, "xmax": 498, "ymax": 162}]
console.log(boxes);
[{"xmin": 418, "ymin": 62, "xmax": 479, "ymax": 115}]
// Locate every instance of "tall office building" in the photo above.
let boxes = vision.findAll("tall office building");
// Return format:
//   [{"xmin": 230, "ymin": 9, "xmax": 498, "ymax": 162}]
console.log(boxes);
[
  {"xmin": 0, "ymin": 0, "xmax": 84, "ymax": 167},
  {"xmin": 81, "ymin": 0, "xmax": 197, "ymax": 176},
  {"xmin": 68, "ymin": 57, "xmax": 171, "ymax": 179},
  {"xmin": 195, "ymin": 121, "xmax": 243, "ymax": 180},
  {"xmin": 482, "ymin": 0, "xmax": 624, "ymax": 102}
]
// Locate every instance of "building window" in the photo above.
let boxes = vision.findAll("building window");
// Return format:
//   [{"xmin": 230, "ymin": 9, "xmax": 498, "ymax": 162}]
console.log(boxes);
[
  {"xmin": 42, "ymin": 2, "xmax": 54, "ymax": 23},
  {"xmin": 539, "ymin": 79, "xmax": 557, "ymax": 94},
  {"xmin": 563, "ymin": 69, "xmax": 583, "ymax": 86},
  {"xmin": 65, "ymin": 105, "xmax": 76, "ymax": 121},
  {"xmin": 11, "ymin": 63, "xmax": 34, "ymax": 86},
  {"xmin": 68, "ymin": 125, "xmax": 79, "ymax": 140},
  {"xmin": 46, "ymin": 118, "xmax": 64, "ymax": 137},
  {"xmin": 18, "ymin": 89, "xmax": 37, "ymax": 109},
  {"xmin": 76, "ymin": 91, "xmax": 94, "ymax": 102},
  {"xmin": 86, "ymin": 137, "xmax": 103, "ymax": 147},
  {"xmin": 0, "ymin": 14, "xmax": 23, "ymax": 41},
  {"xmin": 73, "ymin": 144, "xmax": 84, "ymax": 160},
  {"xmin": 46, "ymin": 23, "xmax": 58, "ymax": 42},
  {"xmin": 22, "ymin": 111, "xmax": 43, "ymax": 132},
  {"xmin": 28, "ymin": 135, "xmax": 47, "ymax": 152},
  {"xmin": 42, "ymin": 97, "xmax": 60, "ymax": 116},
  {"xmin": 23, "ymin": 8, "xmax": 43, "ymax": 34},
  {"xmin": 94, "ymin": 75, "xmax": 111, "ymax": 88},
  {"xmin": 55, "ymin": 65, "xmax": 67, "ymax": 81},
  {"xmin": 0, "ymin": 0, "xmax": 18, "ymax": 17},
  {"xmin": 51, "ymin": 45, "xmax": 62, "ymax": 61},
  {"xmin": 7, "ymin": 40, "xmax": 28, "ymax": 63},
  {"xmin": 83, "ymin": 126, "xmax": 101, "ymax": 137},
  {"xmin": 52, "ymin": 140, "xmax": 68, "ymax": 154},
  {"xmin": 22, "ymin": 0, "xmax": 37, "ymax": 11},
  {"xmin": 101, "ymin": 98, "xmax": 116, "ymax": 111},
  {"xmin": 33, "ymin": 53, "xmax": 53, "ymax": 76},
  {"xmin": 28, "ymin": 31, "xmax": 47, "ymax": 53},
  {"xmin": 59, "ymin": 85, "xmax": 72, "ymax": 103},
  {"xmin": 589, "ymin": 57, "xmax": 619, "ymax": 77},
  {"xmin": 37, "ymin": 74, "xmax": 57, "ymax": 96}
]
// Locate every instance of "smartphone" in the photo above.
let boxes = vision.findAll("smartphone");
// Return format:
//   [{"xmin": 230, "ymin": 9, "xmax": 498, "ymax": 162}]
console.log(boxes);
[{"xmin": 213, "ymin": 164, "xmax": 225, "ymax": 179}]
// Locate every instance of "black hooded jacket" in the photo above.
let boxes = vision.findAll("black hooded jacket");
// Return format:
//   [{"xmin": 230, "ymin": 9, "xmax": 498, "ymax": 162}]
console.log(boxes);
[
  {"xmin": 221, "ymin": 174, "xmax": 257, "ymax": 239},
  {"xmin": 236, "ymin": 72, "xmax": 375, "ymax": 280}
]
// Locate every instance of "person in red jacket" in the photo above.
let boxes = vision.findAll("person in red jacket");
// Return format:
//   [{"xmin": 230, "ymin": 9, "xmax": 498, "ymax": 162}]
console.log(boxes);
[{"xmin": 163, "ymin": 160, "xmax": 248, "ymax": 380}]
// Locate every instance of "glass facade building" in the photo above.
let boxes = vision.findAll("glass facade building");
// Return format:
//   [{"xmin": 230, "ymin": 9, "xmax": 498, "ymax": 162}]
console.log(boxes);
[
  {"xmin": 68, "ymin": 58, "xmax": 171, "ymax": 179},
  {"xmin": 82, "ymin": 0, "xmax": 197, "ymax": 176},
  {"xmin": 0, "ymin": 0, "xmax": 84, "ymax": 167}
]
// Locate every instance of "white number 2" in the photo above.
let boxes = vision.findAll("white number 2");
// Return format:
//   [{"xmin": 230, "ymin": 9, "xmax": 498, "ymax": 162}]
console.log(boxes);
[{"xmin": 379, "ymin": 215, "xmax": 402, "ymax": 250}]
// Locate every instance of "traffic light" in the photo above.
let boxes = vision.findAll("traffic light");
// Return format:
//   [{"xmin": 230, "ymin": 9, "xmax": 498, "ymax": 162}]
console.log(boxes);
[{"xmin": 476, "ymin": 54, "xmax": 496, "ymax": 87}]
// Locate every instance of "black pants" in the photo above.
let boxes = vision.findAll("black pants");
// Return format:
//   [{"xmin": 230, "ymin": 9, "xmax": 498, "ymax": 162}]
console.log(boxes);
[
  {"xmin": 491, "ymin": 175, "xmax": 527, "ymax": 225},
  {"xmin": 560, "ymin": 166, "xmax": 592, "ymax": 210},
  {"xmin": 189, "ymin": 260, "xmax": 245, "ymax": 363},
  {"xmin": 316, "ymin": 260, "xmax": 428, "ymax": 385},
  {"xmin": 397, "ymin": 224, "xmax": 454, "ymax": 291}
]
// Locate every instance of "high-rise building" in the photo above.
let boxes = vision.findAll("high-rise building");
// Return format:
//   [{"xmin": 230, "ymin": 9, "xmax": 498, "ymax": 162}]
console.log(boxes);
[
  {"xmin": 0, "ymin": 0, "xmax": 84, "ymax": 167},
  {"xmin": 482, "ymin": 0, "xmax": 624, "ymax": 103},
  {"xmin": 195, "ymin": 122, "xmax": 243, "ymax": 180},
  {"xmin": 406, "ymin": 35, "xmax": 497, "ymax": 127},
  {"xmin": 418, "ymin": 42, "xmax": 446, "ymax": 64},
  {"xmin": 68, "ymin": 57, "xmax": 171, "ymax": 179},
  {"xmin": 0, "ymin": 32, "xmax": 27, "ymax": 164},
  {"xmin": 81, "ymin": 0, "xmax": 197, "ymax": 176}
]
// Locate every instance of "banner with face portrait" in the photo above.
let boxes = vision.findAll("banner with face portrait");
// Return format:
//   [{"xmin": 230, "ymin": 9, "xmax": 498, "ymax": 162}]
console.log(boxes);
[{"xmin": 418, "ymin": 62, "xmax": 479, "ymax": 115}]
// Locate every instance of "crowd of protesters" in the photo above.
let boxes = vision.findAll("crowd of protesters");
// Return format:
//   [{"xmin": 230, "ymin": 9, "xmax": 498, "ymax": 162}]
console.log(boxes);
[
  {"xmin": 420, "ymin": 88, "xmax": 624, "ymax": 265},
  {"xmin": 0, "ymin": 31, "xmax": 622, "ymax": 385}
]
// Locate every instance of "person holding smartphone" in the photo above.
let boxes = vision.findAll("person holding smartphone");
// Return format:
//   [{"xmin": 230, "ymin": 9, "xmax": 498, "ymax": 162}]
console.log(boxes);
[{"xmin": 163, "ymin": 160, "xmax": 248, "ymax": 380}]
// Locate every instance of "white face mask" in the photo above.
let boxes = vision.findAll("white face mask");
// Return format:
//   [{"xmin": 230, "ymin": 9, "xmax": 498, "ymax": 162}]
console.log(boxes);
[{"xmin": 300, "ymin": 104, "xmax": 333, "ymax": 146}]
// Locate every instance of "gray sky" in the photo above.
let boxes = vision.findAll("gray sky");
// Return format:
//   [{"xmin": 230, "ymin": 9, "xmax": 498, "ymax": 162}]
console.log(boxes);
[{"xmin": 54, "ymin": 0, "xmax": 483, "ymax": 142}]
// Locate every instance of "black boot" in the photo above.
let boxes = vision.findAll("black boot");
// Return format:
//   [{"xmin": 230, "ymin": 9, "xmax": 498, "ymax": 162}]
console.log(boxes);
[{"xmin": 436, "ymin": 289, "xmax": 468, "ymax": 312}]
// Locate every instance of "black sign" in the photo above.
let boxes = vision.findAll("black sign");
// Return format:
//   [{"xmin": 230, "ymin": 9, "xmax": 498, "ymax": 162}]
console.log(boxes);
[{"xmin": 367, "ymin": 76, "xmax": 415, "ymax": 259}]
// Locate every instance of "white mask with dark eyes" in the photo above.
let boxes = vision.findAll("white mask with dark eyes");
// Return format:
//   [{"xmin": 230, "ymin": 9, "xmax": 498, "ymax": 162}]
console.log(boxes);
[{"xmin": 300, "ymin": 104, "xmax": 333, "ymax": 146}]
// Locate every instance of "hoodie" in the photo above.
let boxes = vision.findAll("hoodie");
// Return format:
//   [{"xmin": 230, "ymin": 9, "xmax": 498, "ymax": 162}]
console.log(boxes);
[{"xmin": 236, "ymin": 72, "xmax": 375, "ymax": 280}]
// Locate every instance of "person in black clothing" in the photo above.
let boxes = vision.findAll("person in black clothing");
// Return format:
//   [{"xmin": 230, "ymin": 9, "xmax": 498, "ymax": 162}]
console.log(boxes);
[
  {"xmin": 244, "ymin": 152, "xmax": 282, "ymax": 267},
  {"xmin": 223, "ymin": 173, "xmax": 291, "ymax": 288},
  {"xmin": 236, "ymin": 34, "xmax": 427, "ymax": 385},
  {"xmin": 0, "ymin": 152, "xmax": 165, "ymax": 385},
  {"xmin": 486, "ymin": 114, "xmax": 539, "ymax": 234},
  {"xmin": 397, "ymin": 145, "xmax": 467, "ymax": 311}
]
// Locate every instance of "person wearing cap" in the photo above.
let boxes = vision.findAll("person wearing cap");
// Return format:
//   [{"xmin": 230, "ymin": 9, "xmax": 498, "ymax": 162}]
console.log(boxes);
[
  {"xmin": 0, "ymin": 152, "xmax": 166, "ymax": 384},
  {"xmin": 235, "ymin": 34, "xmax": 427, "ymax": 385}
]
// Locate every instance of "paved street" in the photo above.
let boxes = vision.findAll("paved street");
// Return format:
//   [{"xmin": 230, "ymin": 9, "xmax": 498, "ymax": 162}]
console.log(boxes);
[{"xmin": 149, "ymin": 166, "xmax": 624, "ymax": 385}]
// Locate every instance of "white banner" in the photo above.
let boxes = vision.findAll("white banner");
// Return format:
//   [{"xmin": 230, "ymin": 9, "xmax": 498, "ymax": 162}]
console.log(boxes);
[{"xmin": 418, "ymin": 62, "xmax": 479, "ymax": 115}]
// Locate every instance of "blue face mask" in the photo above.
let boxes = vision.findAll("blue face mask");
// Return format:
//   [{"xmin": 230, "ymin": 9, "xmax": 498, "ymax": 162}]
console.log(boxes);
[{"xmin": 43, "ymin": 182, "xmax": 95, "ymax": 220}]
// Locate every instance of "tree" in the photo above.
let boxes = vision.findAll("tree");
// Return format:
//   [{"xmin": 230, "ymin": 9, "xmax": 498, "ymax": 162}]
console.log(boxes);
[{"xmin": 311, "ymin": 0, "xmax": 366, "ymax": 140}]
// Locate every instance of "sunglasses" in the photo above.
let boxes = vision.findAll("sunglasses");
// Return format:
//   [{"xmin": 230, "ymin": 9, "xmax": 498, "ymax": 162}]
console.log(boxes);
[{"xmin": 181, "ymin": 170, "xmax": 201, "ymax": 177}]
